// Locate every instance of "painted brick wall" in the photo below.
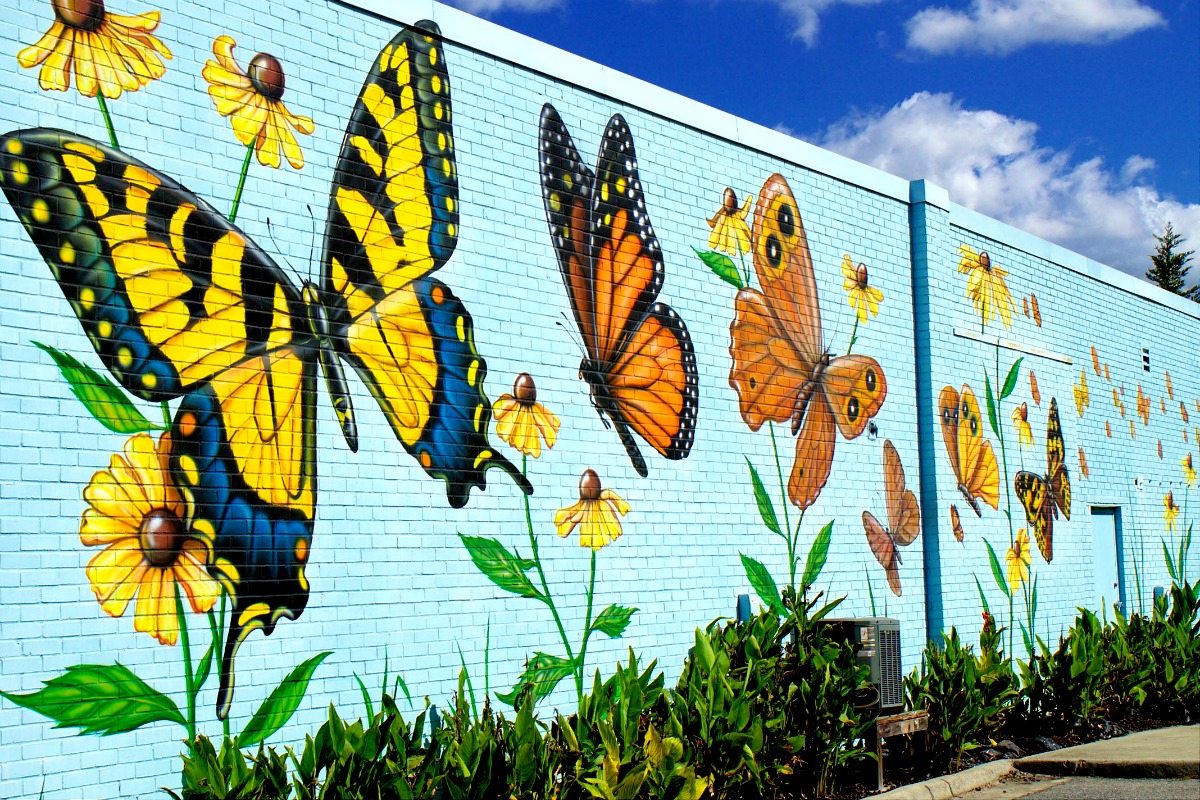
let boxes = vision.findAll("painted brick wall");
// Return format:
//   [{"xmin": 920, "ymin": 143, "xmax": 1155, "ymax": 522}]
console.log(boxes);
[{"xmin": 0, "ymin": 0, "xmax": 1196, "ymax": 796}]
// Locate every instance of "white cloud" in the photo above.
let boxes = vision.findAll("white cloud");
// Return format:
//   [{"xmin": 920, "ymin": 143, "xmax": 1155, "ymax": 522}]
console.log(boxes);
[
  {"xmin": 764, "ymin": 0, "xmax": 888, "ymax": 47},
  {"xmin": 441, "ymin": 0, "xmax": 561, "ymax": 14},
  {"xmin": 906, "ymin": 0, "xmax": 1164, "ymax": 55},
  {"xmin": 814, "ymin": 92, "xmax": 1200, "ymax": 277}
]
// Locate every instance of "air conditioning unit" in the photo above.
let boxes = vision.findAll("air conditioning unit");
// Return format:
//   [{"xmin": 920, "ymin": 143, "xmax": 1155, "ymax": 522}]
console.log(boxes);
[{"xmin": 819, "ymin": 617, "xmax": 903, "ymax": 712}]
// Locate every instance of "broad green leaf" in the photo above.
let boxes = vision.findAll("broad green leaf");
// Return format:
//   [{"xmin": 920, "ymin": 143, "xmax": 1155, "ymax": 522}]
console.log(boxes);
[
  {"xmin": 591, "ymin": 604, "xmax": 638, "ymax": 638},
  {"xmin": 1000, "ymin": 357, "xmax": 1024, "ymax": 400},
  {"xmin": 974, "ymin": 575, "xmax": 991, "ymax": 615},
  {"xmin": 1020, "ymin": 623, "xmax": 1032, "ymax": 657},
  {"xmin": 0, "ymin": 663, "xmax": 184, "ymax": 735},
  {"xmin": 33, "ymin": 342, "xmax": 159, "ymax": 434},
  {"xmin": 1163, "ymin": 539, "xmax": 1179, "ymax": 582},
  {"xmin": 459, "ymin": 534, "xmax": 542, "ymax": 600},
  {"xmin": 1031, "ymin": 574, "xmax": 1039, "ymax": 621},
  {"xmin": 800, "ymin": 520, "xmax": 834, "ymax": 591},
  {"xmin": 983, "ymin": 539, "xmax": 1011, "ymax": 599},
  {"xmin": 239, "ymin": 651, "xmax": 331, "ymax": 747},
  {"xmin": 194, "ymin": 641, "xmax": 214, "ymax": 694},
  {"xmin": 746, "ymin": 458, "xmax": 782, "ymax": 536},
  {"xmin": 984, "ymin": 373, "xmax": 999, "ymax": 438},
  {"xmin": 693, "ymin": 248, "xmax": 743, "ymax": 289},
  {"xmin": 495, "ymin": 652, "xmax": 575, "ymax": 707},
  {"xmin": 740, "ymin": 554, "xmax": 782, "ymax": 614}
]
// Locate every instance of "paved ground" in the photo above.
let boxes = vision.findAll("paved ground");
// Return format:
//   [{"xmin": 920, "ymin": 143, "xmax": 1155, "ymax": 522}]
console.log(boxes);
[
  {"xmin": 1016, "ymin": 725, "xmax": 1200, "ymax": 779},
  {"xmin": 971, "ymin": 775, "xmax": 1200, "ymax": 800}
]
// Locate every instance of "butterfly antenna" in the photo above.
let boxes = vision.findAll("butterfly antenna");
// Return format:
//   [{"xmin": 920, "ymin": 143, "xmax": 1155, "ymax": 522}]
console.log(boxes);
[
  {"xmin": 306, "ymin": 204, "xmax": 321, "ymax": 281},
  {"xmin": 556, "ymin": 313, "xmax": 586, "ymax": 358},
  {"xmin": 265, "ymin": 217, "xmax": 307, "ymax": 288}
]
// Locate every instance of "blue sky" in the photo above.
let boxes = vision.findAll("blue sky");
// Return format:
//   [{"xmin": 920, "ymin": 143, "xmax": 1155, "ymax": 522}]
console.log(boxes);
[{"xmin": 444, "ymin": 0, "xmax": 1199, "ymax": 280}]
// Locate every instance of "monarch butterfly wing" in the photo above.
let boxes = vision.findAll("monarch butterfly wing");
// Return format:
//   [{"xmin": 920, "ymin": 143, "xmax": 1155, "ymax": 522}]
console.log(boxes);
[
  {"xmin": 0, "ymin": 129, "xmax": 318, "ymax": 717},
  {"xmin": 730, "ymin": 288, "xmax": 809, "ymax": 430},
  {"xmin": 883, "ymin": 440, "xmax": 921, "ymax": 546},
  {"xmin": 606, "ymin": 303, "xmax": 698, "ymax": 461},
  {"xmin": 323, "ymin": 22, "xmax": 528, "ymax": 505},
  {"xmin": 751, "ymin": 174, "xmax": 822, "ymax": 367},
  {"xmin": 863, "ymin": 511, "xmax": 901, "ymax": 597},
  {"xmin": 823, "ymin": 355, "xmax": 887, "ymax": 440},
  {"xmin": 1046, "ymin": 398, "xmax": 1071, "ymax": 520},
  {"xmin": 789, "ymin": 393, "xmax": 836, "ymax": 511},
  {"xmin": 539, "ymin": 103, "xmax": 598, "ymax": 360},
  {"xmin": 958, "ymin": 386, "xmax": 1000, "ymax": 512},
  {"xmin": 938, "ymin": 386, "xmax": 965, "ymax": 494},
  {"xmin": 950, "ymin": 504, "xmax": 965, "ymax": 542},
  {"xmin": 1016, "ymin": 470, "xmax": 1053, "ymax": 562}
]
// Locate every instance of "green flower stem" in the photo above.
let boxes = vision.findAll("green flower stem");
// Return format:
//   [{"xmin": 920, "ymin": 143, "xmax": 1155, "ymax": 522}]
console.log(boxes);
[
  {"xmin": 174, "ymin": 583, "xmax": 197, "ymax": 744},
  {"xmin": 768, "ymin": 423, "xmax": 796, "ymax": 589},
  {"xmin": 228, "ymin": 143, "xmax": 255, "ymax": 225},
  {"xmin": 575, "ymin": 550, "xmax": 598, "ymax": 703},
  {"xmin": 991, "ymin": 342, "xmax": 1019, "ymax": 654},
  {"xmin": 95, "ymin": 95, "xmax": 119, "ymax": 150},
  {"xmin": 846, "ymin": 316, "xmax": 860, "ymax": 355},
  {"xmin": 161, "ymin": 402, "xmax": 171, "ymax": 431},
  {"xmin": 521, "ymin": 456, "xmax": 575, "ymax": 673},
  {"xmin": 737, "ymin": 247, "xmax": 751, "ymax": 288}
]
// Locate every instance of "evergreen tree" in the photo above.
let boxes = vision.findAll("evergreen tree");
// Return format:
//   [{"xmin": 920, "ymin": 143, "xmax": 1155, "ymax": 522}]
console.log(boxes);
[{"xmin": 1146, "ymin": 222, "xmax": 1196, "ymax": 299}]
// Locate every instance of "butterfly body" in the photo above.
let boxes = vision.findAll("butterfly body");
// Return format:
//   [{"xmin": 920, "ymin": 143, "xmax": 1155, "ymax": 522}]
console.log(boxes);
[
  {"xmin": 729, "ymin": 174, "xmax": 887, "ymax": 511},
  {"xmin": 0, "ymin": 21, "xmax": 528, "ymax": 717},
  {"xmin": 1015, "ymin": 397, "xmax": 1071, "ymax": 562},
  {"xmin": 539, "ymin": 105, "xmax": 699, "ymax": 478}
]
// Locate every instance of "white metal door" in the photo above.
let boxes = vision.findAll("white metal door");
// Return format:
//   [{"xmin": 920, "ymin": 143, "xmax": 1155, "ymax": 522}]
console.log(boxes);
[{"xmin": 1091, "ymin": 509, "xmax": 1121, "ymax": 614}]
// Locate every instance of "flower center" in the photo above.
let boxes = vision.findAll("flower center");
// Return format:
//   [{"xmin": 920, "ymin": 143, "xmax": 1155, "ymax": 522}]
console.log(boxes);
[
  {"xmin": 579, "ymin": 469, "xmax": 601, "ymax": 501},
  {"xmin": 53, "ymin": 0, "xmax": 105, "ymax": 30},
  {"xmin": 514, "ymin": 372, "xmax": 537, "ymax": 404},
  {"xmin": 138, "ymin": 509, "xmax": 186, "ymax": 568},
  {"xmin": 249, "ymin": 53, "xmax": 286, "ymax": 101},
  {"xmin": 721, "ymin": 187, "xmax": 738, "ymax": 214},
  {"xmin": 979, "ymin": 251, "xmax": 992, "ymax": 272},
  {"xmin": 855, "ymin": 263, "xmax": 869, "ymax": 289}
]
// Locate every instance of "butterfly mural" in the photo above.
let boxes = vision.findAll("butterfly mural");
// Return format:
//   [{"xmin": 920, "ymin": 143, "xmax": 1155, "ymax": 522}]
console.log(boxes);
[
  {"xmin": 538, "ymin": 104, "xmax": 699, "ymax": 477},
  {"xmin": 950, "ymin": 504, "xmax": 965, "ymax": 542},
  {"xmin": 1015, "ymin": 398, "xmax": 1071, "ymax": 562},
  {"xmin": 729, "ymin": 174, "xmax": 888, "ymax": 510},
  {"xmin": 938, "ymin": 385, "xmax": 999, "ymax": 516},
  {"xmin": 0, "ymin": 21, "xmax": 529, "ymax": 716},
  {"xmin": 863, "ymin": 440, "xmax": 921, "ymax": 596}
]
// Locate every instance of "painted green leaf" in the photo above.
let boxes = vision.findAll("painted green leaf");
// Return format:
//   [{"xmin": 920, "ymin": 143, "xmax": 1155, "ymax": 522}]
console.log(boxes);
[
  {"xmin": 693, "ymin": 248, "xmax": 743, "ymax": 289},
  {"xmin": 1000, "ymin": 357, "xmax": 1024, "ymax": 400},
  {"xmin": 801, "ymin": 521, "xmax": 835, "ymax": 591},
  {"xmin": 974, "ymin": 575, "xmax": 991, "ymax": 615},
  {"xmin": 1031, "ymin": 574, "xmax": 1039, "ymax": 621},
  {"xmin": 194, "ymin": 641, "xmax": 214, "ymax": 693},
  {"xmin": 0, "ymin": 663, "xmax": 184, "ymax": 735},
  {"xmin": 33, "ymin": 342, "xmax": 159, "ymax": 434},
  {"xmin": 1163, "ymin": 539, "xmax": 1179, "ymax": 583},
  {"xmin": 746, "ymin": 458, "xmax": 782, "ymax": 536},
  {"xmin": 983, "ymin": 538, "xmax": 1011, "ymax": 599},
  {"xmin": 239, "ymin": 651, "xmax": 331, "ymax": 747},
  {"xmin": 591, "ymin": 604, "xmax": 638, "ymax": 638},
  {"xmin": 740, "ymin": 554, "xmax": 782, "ymax": 613},
  {"xmin": 984, "ymin": 373, "xmax": 999, "ymax": 438},
  {"xmin": 495, "ymin": 652, "xmax": 575, "ymax": 707},
  {"xmin": 459, "ymin": 534, "xmax": 542, "ymax": 600}
]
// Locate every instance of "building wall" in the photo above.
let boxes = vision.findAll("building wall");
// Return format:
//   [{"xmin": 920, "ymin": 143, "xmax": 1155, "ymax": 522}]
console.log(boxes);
[{"xmin": 0, "ymin": 0, "xmax": 1195, "ymax": 796}]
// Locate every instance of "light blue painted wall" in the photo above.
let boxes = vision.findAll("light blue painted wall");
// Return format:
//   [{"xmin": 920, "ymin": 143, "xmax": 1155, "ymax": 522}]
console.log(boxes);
[{"xmin": 0, "ymin": 0, "xmax": 1195, "ymax": 796}]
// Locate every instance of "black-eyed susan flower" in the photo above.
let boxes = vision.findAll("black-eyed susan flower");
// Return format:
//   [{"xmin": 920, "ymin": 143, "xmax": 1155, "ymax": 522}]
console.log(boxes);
[
  {"xmin": 1006, "ymin": 528, "xmax": 1031, "ymax": 594},
  {"xmin": 1164, "ymin": 491, "xmax": 1180, "ymax": 533},
  {"xmin": 1012, "ymin": 402, "xmax": 1033, "ymax": 448},
  {"xmin": 203, "ymin": 36, "xmax": 314, "ymax": 169},
  {"xmin": 1184, "ymin": 453, "xmax": 1196, "ymax": 489},
  {"xmin": 492, "ymin": 373, "xmax": 560, "ymax": 459},
  {"xmin": 706, "ymin": 187, "xmax": 752, "ymax": 257},
  {"xmin": 958, "ymin": 245, "xmax": 1014, "ymax": 330},
  {"xmin": 17, "ymin": 0, "xmax": 171, "ymax": 99},
  {"xmin": 554, "ymin": 469, "xmax": 629, "ymax": 551},
  {"xmin": 80, "ymin": 433, "xmax": 219, "ymax": 645},
  {"xmin": 841, "ymin": 255, "xmax": 883, "ymax": 324}
]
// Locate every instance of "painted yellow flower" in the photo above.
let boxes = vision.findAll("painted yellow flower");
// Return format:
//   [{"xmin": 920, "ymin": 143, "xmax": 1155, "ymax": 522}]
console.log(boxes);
[
  {"xmin": 1183, "ymin": 453, "xmax": 1196, "ymax": 489},
  {"xmin": 554, "ymin": 469, "xmax": 629, "ymax": 551},
  {"xmin": 706, "ymin": 188, "xmax": 752, "ymax": 256},
  {"xmin": 1164, "ymin": 491, "xmax": 1180, "ymax": 533},
  {"xmin": 17, "ymin": 0, "xmax": 172, "ymax": 99},
  {"xmin": 958, "ymin": 244, "xmax": 1014, "ymax": 330},
  {"xmin": 203, "ymin": 36, "xmax": 314, "ymax": 169},
  {"xmin": 80, "ymin": 433, "xmax": 219, "ymax": 645},
  {"xmin": 1012, "ymin": 402, "xmax": 1033, "ymax": 448},
  {"xmin": 492, "ymin": 373, "xmax": 560, "ymax": 459},
  {"xmin": 841, "ymin": 254, "xmax": 883, "ymax": 323},
  {"xmin": 1006, "ymin": 529, "xmax": 1031, "ymax": 594}
]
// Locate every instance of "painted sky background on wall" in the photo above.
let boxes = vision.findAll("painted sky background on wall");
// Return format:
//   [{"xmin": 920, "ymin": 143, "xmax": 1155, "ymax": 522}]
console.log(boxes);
[{"xmin": 443, "ymin": 0, "xmax": 1199, "ymax": 282}]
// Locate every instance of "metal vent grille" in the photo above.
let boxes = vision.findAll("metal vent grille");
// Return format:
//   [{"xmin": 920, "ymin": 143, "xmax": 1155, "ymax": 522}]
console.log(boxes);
[{"xmin": 878, "ymin": 627, "xmax": 903, "ymax": 708}]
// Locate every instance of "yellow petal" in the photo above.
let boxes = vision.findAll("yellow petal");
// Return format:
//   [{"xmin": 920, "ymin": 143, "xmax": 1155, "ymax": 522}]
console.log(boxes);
[
  {"xmin": 600, "ymin": 489, "xmax": 630, "ymax": 516},
  {"xmin": 554, "ymin": 501, "xmax": 585, "ymax": 537},
  {"xmin": 229, "ymin": 94, "xmax": 268, "ymax": 145},
  {"xmin": 17, "ymin": 21, "xmax": 67, "ymax": 68},
  {"xmin": 80, "ymin": 506, "xmax": 138, "ymax": 546},
  {"xmin": 175, "ymin": 545, "xmax": 220, "ymax": 613},
  {"xmin": 86, "ymin": 540, "xmax": 145, "ymax": 615},
  {"xmin": 532, "ymin": 404, "xmax": 560, "ymax": 449},
  {"xmin": 38, "ymin": 30, "xmax": 77, "ymax": 93},
  {"xmin": 83, "ymin": 470, "xmax": 144, "ymax": 526}
]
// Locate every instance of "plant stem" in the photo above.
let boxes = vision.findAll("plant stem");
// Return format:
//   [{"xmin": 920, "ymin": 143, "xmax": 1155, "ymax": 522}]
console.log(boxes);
[
  {"xmin": 769, "ymin": 423, "xmax": 795, "ymax": 589},
  {"xmin": 993, "ymin": 344, "xmax": 1017, "ymax": 654},
  {"xmin": 175, "ymin": 583, "xmax": 196, "ymax": 744},
  {"xmin": 522, "ymin": 456, "xmax": 575, "ymax": 669},
  {"xmin": 161, "ymin": 402, "xmax": 171, "ymax": 431},
  {"xmin": 737, "ymin": 246, "xmax": 750, "ymax": 287},
  {"xmin": 96, "ymin": 95, "xmax": 119, "ymax": 150},
  {"xmin": 575, "ymin": 550, "xmax": 598, "ymax": 703},
  {"xmin": 846, "ymin": 316, "xmax": 860, "ymax": 355},
  {"xmin": 228, "ymin": 144, "xmax": 254, "ymax": 224}
]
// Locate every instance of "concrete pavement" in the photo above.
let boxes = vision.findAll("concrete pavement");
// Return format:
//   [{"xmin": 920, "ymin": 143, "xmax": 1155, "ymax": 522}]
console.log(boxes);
[{"xmin": 870, "ymin": 725, "xmax": 1200, "ymax": 800}]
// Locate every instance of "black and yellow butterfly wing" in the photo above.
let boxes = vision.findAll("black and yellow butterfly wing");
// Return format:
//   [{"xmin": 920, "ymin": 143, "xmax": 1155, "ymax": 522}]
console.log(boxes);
[
  {"xmin": 1015, "ymin": 398, "xmax": 1071, "ymax": 563},
  {"xmin": 539, "ymin": 104, "xmax": 699, "ymax": 477},
  {"xmin": 0, "ymin": 129, "xmax": 317, "ymax": 717},
  {"xmin": 324, "ymin": 22, "xmax": 528, "ymax": 506}
]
